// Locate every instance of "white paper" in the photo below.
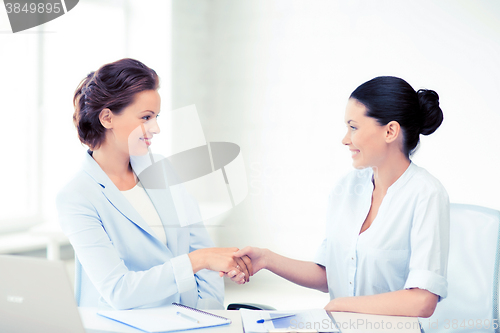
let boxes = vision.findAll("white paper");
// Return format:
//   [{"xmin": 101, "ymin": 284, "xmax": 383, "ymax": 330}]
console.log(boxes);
[{"xmin": 240, "ymin": 309, "xmax": 339, "ymax": 333}]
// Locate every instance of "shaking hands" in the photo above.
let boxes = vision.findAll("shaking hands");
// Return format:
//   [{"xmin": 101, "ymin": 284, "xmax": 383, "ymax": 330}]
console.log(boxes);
[
  {"xmin": 222, "ymin": 246, "xmax": 268, "ymax": 284},
  {"xmin": 188, "ymin": 247, "xmax": 255, "ymax": 284}
]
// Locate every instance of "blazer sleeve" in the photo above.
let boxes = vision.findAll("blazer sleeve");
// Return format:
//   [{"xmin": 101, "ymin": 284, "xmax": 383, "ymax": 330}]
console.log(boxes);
[
  {"xmin": 188, "ymin": 222, "xmax": 225, "ymax": 309},
  {"xmin": 57, "ymin": 188, "xmax": 196, "ymax": 310}
]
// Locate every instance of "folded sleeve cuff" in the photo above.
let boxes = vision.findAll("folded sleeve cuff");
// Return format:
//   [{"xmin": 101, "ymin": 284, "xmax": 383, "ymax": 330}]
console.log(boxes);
[
  {"xmin": 314, "ymin": 239, "xmax": 328, "ymax": 267},
  {"xmin": 404, "ymin": 269, "xmax": 448, "ymax": 301},
  {"xmin": 170, "ymin": 254, "xmax": 196, "ymax": 294}
]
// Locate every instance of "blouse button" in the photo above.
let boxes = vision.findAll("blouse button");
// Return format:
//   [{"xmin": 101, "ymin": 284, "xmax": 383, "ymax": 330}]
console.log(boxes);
[{"xmin": 349, "ymin": 281, "xmax": 352, "ymax": 284}]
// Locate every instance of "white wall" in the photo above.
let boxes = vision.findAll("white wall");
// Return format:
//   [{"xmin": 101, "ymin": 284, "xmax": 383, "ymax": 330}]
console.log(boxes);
[{"xmin": 171, "ymin": 0, "xmax": 500, "ymax": 275}]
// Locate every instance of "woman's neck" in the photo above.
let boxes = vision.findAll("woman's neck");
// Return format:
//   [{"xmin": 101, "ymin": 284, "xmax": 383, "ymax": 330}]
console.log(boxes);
[
  {"xmin": 371, "ymin": 154, "xmax": 410, "ymax": 192},
  {"xmin": 91, "ymin": 143, "xmax": 132, "ymax": 178}
]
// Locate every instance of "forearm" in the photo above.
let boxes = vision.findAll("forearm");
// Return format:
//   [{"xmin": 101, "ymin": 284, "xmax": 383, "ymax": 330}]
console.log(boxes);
[
  {"xmin": 326, "ymin": 288, "xmax": 438, "ymax": 318},
  {"xmin": 265, "ymin": 249, "xmax": 328, "ymax": 292}
]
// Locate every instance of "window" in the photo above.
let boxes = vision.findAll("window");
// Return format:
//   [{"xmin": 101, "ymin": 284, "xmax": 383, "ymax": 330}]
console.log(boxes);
[
  {"xmin": 0, "ymin": 0, "xmax": 128, "ymax": 233},
  {"xmin": 0, "ymin": 31, "xmax": 40, "ymax": 232}
]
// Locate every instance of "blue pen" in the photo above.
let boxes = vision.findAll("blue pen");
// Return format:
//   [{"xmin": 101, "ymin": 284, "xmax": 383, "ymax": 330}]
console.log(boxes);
[{"xmin": 256, "ymin": 314, "xmax": 295, "ymax": 324}]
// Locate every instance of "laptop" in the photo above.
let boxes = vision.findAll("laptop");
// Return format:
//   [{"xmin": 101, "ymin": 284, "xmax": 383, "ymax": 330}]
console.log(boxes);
[{"xmin": 0, "ymin": 255, "xmax": 111, "ymax": 333}]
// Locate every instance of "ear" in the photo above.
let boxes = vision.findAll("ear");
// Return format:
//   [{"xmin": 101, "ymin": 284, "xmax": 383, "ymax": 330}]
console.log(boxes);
[
  {"xmin": 99, "ymin": 108, "xmax": 113, "ymax": 129},
  {"xmin": 384, "ymin": 121, "xmax": 401, "ymax": 143}
]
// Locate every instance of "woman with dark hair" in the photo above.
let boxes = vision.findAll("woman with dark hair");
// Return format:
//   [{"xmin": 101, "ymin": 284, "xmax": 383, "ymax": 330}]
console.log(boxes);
[
  {"xmin": 236, "ymin": 76, "xmax": 449, "ymax": 317},
  {"xmin": 57, "ymin": 58, "xmax": 250, "ymax": 311}
]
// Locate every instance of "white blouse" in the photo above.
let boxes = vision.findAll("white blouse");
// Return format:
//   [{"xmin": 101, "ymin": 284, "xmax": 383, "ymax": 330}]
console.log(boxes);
[
  {"xmin": 121, "ymin": 183, "xmax": 167, "ymax": 245},
  {"xmin": 315, "ymin": 162, "xmax": 449, "ymax": 301}
]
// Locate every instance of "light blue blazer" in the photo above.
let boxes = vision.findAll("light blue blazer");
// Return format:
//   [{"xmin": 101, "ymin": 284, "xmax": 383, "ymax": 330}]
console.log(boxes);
[{"xmin": 56, "ymin": 151, "xmax": 224, "ymax": 310}]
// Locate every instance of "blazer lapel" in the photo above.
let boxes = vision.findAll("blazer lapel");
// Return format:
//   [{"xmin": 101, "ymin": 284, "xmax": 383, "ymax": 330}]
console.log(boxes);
[
  {"xmin": 132, "ymin": 155, "xmax": 180, "ymax": 256},
  {"xmin": 81, "ymin": 151, "xmax": 161, "ymax": 243}
]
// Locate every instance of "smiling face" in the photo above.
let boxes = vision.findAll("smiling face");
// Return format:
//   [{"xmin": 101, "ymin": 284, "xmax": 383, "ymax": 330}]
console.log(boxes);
[
  {"xmin": 342, "ymin": 98, "xmax": 389, "ymax": 169},
  {"xmin": 104, "ymin": 90, "xmax": 161, "ymax": 156}
]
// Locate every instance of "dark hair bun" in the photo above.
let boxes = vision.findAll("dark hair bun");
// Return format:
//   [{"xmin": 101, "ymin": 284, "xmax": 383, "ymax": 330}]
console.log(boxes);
[{"xmin": 417, "ymin": 89, "xmax": 443, "ymax": 136}]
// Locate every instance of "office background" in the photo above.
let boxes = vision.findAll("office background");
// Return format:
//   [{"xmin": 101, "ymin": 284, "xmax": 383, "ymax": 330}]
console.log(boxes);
[{"xmin": 0, "ymin": 0, "xmax": 499, "ymax": 310}]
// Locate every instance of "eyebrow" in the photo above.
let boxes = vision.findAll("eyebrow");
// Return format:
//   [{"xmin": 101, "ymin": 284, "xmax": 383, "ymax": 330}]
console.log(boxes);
[
  {"xmin": 347, "ymin": 120, "xmax": 357, "ymax": 124},
  {"xmin": 141, "ymin": 110, "xmax": 158, "ymax": 114}
]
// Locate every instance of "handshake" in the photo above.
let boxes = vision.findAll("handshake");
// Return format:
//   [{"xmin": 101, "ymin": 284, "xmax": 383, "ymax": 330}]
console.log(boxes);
[{"xmin": 188, "ymin": 246, "xmax": 264, "ymax": 285}]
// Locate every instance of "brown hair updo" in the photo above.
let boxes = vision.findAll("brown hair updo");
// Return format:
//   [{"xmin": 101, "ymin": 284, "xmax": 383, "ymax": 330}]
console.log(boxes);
[{"xmin": 73, "ymin": 58, "xmax": 159, "ymax": 150}]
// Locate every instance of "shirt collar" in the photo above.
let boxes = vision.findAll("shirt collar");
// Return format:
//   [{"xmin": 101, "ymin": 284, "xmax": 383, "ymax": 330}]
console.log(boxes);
[
  {"xmin": 365, "ymin": 161, "xmax": 417, "ymax": 194},
  {"xmin": 386, "ymin": 161, "xmax": 417, "ymax": 194}
]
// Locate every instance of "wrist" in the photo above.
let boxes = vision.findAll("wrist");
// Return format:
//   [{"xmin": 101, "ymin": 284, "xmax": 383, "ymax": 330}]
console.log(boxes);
[
  {"xmin": 188, "ymin": 249, "xmax": 207, "ymax": 273},
  {"xmin": 262, "ymin": 248, "xmax": 272, "ymax": 271}
]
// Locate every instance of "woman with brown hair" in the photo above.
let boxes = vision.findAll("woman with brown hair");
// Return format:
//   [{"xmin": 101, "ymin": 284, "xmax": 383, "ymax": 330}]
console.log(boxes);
[{"xmin": 57, "ymin": 58, "xmax": 250, "ymax": 310}]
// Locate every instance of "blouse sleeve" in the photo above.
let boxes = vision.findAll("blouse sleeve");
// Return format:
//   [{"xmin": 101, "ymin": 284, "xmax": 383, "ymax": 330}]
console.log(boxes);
[
  {"xmin": 314, "ymin": 238, "xmax": 328, "ymax": 267},
  {"xmin": 403, "ymin": 188, "xmax": 450, "ymax": 301}
]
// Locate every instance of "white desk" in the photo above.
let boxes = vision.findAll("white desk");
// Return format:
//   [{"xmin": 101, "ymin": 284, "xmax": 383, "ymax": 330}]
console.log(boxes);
[{"xmin": 80, "ymin": 307, "xmax": 421, "ymax": 333}]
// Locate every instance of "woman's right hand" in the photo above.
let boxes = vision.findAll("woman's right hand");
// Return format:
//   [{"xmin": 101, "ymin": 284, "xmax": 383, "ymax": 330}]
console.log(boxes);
[
  {"xmin": 233, "ymin": 246, "xmax": 268, "ymax": 275},
  {"xmin": 188, "ymin": 247, "xmax": 250, "ymax": 283}
]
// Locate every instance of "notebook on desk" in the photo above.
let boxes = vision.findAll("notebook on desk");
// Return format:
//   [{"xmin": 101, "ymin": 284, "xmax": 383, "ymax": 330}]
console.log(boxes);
[
  {"xmin": 0, "ymin": 255, "xmax": 109, "ymax": 333},
  {"xmin": 98, "ymin": 303, "xmax": 231, "ymax": 332}
]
